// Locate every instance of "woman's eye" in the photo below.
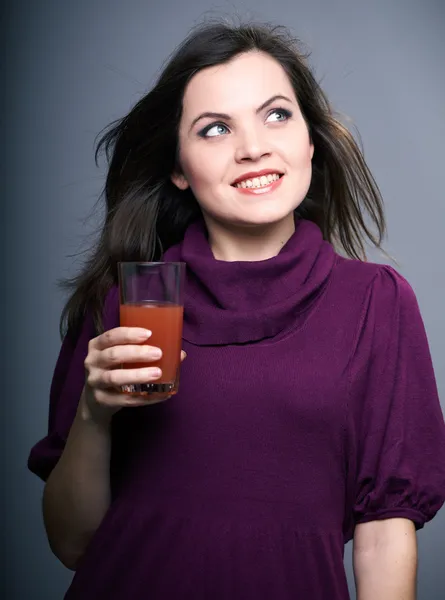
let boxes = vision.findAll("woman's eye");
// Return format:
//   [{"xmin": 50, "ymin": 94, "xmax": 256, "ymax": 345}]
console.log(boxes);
[
  {"xmin": 199, "ymin": 109, "xmax": 291, "ymax": 138},
  {"xmin": 201, "ymin": 123, "xmax": 229, "ymax": 138},
  {"xmin": 266, "ymin": 108, "xmax": 292, "ymax": 123}
]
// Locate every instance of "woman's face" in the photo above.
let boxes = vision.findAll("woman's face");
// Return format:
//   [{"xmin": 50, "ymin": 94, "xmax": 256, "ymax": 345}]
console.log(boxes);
[{"xmin": 172, "ymin": 51, "xmax": 314, "ymax": 230}]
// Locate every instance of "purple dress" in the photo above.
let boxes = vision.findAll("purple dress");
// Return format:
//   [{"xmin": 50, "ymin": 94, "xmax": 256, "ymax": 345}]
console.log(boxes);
[{"xmin": 28, "ymin": 219, "xmax": 445, "ymax": 599}]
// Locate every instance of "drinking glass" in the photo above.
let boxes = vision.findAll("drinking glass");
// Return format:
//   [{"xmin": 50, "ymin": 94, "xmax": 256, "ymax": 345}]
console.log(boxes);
[{"xmin": 118, "ymin": 262, "xmax": 185, "ymax": 402}]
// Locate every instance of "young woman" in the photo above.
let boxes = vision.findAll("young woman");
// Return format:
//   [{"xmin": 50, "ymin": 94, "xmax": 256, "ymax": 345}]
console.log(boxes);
[{"xmin": 28, "ymin": 21, "xmax": 445, "ymax": 599}]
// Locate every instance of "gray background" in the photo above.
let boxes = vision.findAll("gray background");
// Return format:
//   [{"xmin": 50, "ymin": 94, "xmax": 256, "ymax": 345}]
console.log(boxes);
[{"xmin": 3, "ymin": 0, "xmax": 445, "ymax": 598}]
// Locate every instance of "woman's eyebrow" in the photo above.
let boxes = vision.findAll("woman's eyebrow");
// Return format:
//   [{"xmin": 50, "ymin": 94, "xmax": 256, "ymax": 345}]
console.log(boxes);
[{"xmin": 188, "ymin": 94, "xmax": 293, "ymax": 132}]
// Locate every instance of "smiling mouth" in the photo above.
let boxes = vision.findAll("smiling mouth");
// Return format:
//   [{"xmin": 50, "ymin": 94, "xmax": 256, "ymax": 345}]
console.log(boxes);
[
  {"xmin": 231, "ymin": 174, "xmax": 284, "ymax": 196},
  {"xmin": 232, "ymin": 173, "xmax": 284, "ymax": 190}
]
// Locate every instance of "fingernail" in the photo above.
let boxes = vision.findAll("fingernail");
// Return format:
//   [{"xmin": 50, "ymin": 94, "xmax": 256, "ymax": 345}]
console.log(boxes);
[{"xmin": 138, "ymin": 329, "xmax": 152, "ymax": 339}]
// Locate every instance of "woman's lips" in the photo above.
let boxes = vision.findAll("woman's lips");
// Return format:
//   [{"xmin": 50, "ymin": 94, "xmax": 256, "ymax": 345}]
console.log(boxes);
[{"xmin": 233, "ymin": 175, "xmax": 284, "ymax": 195}]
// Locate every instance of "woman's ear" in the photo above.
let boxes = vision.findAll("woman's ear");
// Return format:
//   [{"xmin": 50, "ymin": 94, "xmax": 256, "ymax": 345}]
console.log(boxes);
[{"xmin": 171, "ymin": 171, "xmax": 190, "ymax": 190}]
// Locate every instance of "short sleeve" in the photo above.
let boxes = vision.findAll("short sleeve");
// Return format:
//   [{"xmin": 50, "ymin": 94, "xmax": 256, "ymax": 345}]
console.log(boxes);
[
  {"xmin": 27, "ymin": 286, "xmax": 119, "ymax": 481},
  {"xmin": 350, "ymin": 265, "xmax": 445, "ymax": 531}
]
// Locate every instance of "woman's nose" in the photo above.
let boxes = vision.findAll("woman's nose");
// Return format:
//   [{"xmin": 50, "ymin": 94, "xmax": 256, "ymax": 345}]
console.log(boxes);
[{"xmin": 234, "ymin": 128, "xmax": 271, "ymax": 162}]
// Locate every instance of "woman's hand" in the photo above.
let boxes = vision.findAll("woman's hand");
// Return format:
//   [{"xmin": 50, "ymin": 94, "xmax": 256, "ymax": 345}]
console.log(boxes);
[{"xmin": 81, "ymin": 327, "xmax": 186, "ymax": 426}]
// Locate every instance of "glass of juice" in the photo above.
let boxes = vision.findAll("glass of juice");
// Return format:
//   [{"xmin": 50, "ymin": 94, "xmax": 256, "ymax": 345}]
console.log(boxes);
[{"xmin": 117, "ymin": 261, "xmax": 185, "ymax": 403}]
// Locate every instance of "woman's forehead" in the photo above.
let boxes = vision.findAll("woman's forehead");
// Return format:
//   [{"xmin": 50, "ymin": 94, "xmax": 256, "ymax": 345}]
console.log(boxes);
[{"xmin": 181, "ymin": 52, "xmax": 296, "ymax": 119}]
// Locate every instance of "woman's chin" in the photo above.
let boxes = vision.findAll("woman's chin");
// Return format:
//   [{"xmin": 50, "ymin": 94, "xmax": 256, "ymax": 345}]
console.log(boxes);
[{"xmin": 225, "ymin": 209, "xmax": 297, "ymax": 230}]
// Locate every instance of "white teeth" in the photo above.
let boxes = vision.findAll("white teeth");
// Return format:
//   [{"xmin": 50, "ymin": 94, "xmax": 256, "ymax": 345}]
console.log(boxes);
[{"xmin": 235, "ymin": 173, "xmax": 281, "ymax": 189}]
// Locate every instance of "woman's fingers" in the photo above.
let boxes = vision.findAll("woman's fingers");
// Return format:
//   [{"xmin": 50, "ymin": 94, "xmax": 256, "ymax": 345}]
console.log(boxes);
[
  {"xmin": 91, "ymin": 327, "xmax": 152, "ymax": 352},
  {"xmin": 91, "ymin": 387, "xmax": 162, "ymax": 409},
  {"xmin": 87, "ymin": 365, "xmax": 162, "ymax": 389},
  {"xmin": 85, "ymin": 326, "xmax": 187, "ymax": 398},
  {"xmin": 87, "ymin": 343, "xmax": 185, "ymax": 371},
  {"xmin": 94, "ymin": 344, "xmax": 162, "ymax": 369}
]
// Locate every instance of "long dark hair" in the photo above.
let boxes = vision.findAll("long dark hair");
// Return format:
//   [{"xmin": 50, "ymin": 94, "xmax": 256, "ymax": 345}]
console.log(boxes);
[{"xmin": 60, "ymin": 21, "xmax": 388, "ymax": 338}]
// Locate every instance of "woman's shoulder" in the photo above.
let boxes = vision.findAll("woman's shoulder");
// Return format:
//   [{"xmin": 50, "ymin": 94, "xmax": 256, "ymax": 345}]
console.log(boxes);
[
  {"xmin": 330, "ymin": 255, "xmax": 422, "ymax": 336},
  {"xmin": 333, "ymin": 254, "xmax": 417, "ymax": 308}
]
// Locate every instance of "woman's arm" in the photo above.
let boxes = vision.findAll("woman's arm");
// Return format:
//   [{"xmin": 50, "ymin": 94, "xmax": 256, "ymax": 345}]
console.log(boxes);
[
  {"xmin": 353, "ymin": 518, "xmax": 418, "ymax": 600},
  {"xmin": 41, "ymin": 326, "xmax": 174, "ymax": 570},
  {"xmin": 42, "ymin": 388, "xmax": 112, "ymax": 570}
]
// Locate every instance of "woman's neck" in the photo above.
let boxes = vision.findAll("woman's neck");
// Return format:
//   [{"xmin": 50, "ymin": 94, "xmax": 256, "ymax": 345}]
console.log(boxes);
[{"xmin": 204, "ymin": 214, "xmax": 296, "ymax": 262}]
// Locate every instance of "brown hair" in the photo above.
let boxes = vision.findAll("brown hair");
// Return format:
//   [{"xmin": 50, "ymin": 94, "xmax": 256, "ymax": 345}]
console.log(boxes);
[{"xmin": 60, "ymin": 21, "xmax": 389, "ymax": 337}]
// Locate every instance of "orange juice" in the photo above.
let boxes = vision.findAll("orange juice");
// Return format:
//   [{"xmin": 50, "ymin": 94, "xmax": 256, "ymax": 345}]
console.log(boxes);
[{"xmin": 119, "ymin": 302, "xmax": 184, "ymax": 384}]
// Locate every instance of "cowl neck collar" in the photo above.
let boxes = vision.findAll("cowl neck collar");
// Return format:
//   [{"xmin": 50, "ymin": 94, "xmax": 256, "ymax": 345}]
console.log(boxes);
[{"xmin": 163, "ymin": 218, "xmax": 336, "ymax": 346}]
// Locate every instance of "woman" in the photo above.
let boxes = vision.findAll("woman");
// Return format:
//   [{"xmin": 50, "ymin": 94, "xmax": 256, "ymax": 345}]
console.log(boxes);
[{"xmin": 28, "ymin": 21, "xmax": 445, "ymax": 599}]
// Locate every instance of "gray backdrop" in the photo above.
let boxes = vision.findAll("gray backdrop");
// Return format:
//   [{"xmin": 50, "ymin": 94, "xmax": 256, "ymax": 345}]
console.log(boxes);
[{"xmin": 4, "ymin": 0, "xmax": 445, "ymax": 598}]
